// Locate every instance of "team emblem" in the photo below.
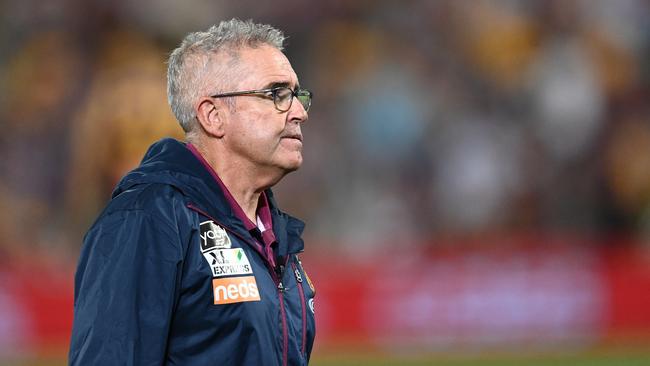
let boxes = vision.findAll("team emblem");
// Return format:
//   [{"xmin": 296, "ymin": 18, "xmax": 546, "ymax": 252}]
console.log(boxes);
[{"xmin": 308, "ymin": 298, "xmax": 315, "ymax": 314}]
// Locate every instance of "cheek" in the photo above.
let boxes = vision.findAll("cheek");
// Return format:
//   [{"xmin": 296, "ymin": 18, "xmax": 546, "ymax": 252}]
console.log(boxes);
[
  {"xmin": 231, "ymin": 110, "xmax": 284, "ymax": 151},
  {"xmin": 248, "ymin": 115, "xmax": 282, "ymax": 142}
]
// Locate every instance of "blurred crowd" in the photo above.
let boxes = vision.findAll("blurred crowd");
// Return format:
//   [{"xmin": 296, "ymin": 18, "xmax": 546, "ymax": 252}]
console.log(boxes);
[{"xmin": 1, "ymin": 0, "xmax": 650, "ymax": 260}]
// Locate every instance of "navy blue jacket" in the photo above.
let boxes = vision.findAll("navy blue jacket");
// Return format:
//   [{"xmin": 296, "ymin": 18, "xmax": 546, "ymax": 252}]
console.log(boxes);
[{"xmin": 69, "ymin": 138, "xmax": 316, "ymax": 365}]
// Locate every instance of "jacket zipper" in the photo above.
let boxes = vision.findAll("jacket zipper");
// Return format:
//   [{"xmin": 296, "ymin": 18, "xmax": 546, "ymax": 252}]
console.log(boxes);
[
  {"xmin": 187, "ymin": 203, "xmax": 289, "ymax": 366},
  {"xmin": 277, "ymin": 275, "xmax": 289, "ymax": 366},
  {"xmin": 292, "ymin": 261, "xmax": 307, "ymax": 355}
]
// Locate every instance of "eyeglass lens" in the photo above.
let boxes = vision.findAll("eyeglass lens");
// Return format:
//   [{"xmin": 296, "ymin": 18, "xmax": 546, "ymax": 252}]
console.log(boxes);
[{"xmin": 274, "ymin": 88, "xmax": 311, "ymax": 112}]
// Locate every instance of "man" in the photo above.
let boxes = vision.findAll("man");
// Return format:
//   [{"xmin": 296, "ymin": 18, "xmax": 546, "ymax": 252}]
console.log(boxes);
[{"xmin": 69, "ymin": 19, "xmax": 316, "ymax": 365}]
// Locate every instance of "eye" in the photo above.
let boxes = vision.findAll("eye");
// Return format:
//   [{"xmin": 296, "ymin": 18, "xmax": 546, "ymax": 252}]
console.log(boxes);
[{"xmin": 274, "ymin": 87, "xmax": 293, "ymax": 101}]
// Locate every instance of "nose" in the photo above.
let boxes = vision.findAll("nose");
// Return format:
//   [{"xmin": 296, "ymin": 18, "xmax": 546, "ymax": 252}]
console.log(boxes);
[{"xmin": 287, "ymin": 95, "xmax": 308, "ymax": 124}]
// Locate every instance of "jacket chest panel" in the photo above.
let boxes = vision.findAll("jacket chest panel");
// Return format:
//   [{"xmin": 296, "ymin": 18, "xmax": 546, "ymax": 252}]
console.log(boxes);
[{"xmin": 186, "ymin": 224, "xmax": 281, "ymax": 308}]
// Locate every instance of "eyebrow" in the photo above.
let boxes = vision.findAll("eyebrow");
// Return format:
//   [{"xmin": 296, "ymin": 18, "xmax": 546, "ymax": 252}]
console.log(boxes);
[{"xmin": 262, "ymin": 81, "xmax": 301, "ymax": 90}]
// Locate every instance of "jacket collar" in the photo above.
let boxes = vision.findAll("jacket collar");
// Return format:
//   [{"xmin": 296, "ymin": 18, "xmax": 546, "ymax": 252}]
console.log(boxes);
[{"xmin": 114, "ymin": 138, "xmax": 305, "ymax": 255}]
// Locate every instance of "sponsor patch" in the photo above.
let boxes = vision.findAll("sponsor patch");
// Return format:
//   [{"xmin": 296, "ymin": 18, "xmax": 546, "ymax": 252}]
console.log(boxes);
[
  {"xmin": 308, "ymin": 298, "xmax": 315, "ymax": 314},
  {"xmin": 202, "ymin": 248, "xmax": 253, "ymax": 277},
  {"xmin": 200, "ymin": 220, "xmax": 231, "ymax": 251},
  {"xmin": 213, "ymin": 276, "xmax": 261, "ymax": 305}
]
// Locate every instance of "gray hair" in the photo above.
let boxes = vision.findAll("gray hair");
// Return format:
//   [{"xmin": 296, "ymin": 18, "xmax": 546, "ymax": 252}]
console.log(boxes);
[{"xmin": 167, "ymin": 18, "xmax": 286, "ymax": 138}]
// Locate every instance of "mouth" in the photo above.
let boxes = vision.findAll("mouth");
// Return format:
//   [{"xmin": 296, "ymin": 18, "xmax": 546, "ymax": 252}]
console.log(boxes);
[{"xmin": 281, "ymin": 133, "xmax": 303, "ymax": 142}]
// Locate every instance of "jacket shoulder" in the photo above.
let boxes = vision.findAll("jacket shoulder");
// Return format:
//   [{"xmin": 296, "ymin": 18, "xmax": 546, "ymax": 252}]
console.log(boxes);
[
  {"xmin": 105, "ymin": 182, "xmax": 188, "ymax": 214},
  {"xmin": 91, "ymin": 183, "xmax": 193, "ymax": 235}
]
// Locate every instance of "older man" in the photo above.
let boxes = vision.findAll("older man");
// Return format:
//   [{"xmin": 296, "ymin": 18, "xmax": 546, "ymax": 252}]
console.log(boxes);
[{"xmin": 69, "ymin": 19, "xmax": 316, "ymax": 365}]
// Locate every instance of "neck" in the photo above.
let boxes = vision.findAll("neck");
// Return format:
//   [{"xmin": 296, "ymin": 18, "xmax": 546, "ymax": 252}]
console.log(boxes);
[
  {"xmin": 219, "ymin": 166, "xmax": 263, "ymax": 223},
  {"xmin": 192, "ymin": 140, "xmax": 278, "ymax": 223}
]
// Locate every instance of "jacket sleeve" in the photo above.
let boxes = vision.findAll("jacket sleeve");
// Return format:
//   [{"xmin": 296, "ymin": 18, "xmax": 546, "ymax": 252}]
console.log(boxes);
[{"xmin": 69, "ymin": 207, "xmax": 183, "ymax": 366}]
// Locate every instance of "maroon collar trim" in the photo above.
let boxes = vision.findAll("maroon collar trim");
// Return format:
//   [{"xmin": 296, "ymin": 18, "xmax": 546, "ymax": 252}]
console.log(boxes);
[{"xmin": 185, "ymin": 143, "xmax": 276, "ymax": 247}]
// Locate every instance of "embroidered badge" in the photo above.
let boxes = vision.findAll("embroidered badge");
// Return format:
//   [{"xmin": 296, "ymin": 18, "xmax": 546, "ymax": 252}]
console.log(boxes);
[{"xmin": 308, "ymin": 298, "xmax": 315, "ymax": 314}]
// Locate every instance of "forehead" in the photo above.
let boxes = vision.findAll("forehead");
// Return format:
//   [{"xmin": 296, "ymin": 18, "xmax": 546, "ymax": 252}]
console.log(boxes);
[{"xmin": 234, "ymin": 45, "xmax": 299, "ymax": 88}]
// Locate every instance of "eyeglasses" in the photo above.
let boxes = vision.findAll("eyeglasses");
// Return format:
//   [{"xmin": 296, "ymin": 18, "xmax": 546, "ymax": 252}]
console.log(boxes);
[{"xmin": 210, "ymin": 86, "xmax": 312, "ymax": 112}]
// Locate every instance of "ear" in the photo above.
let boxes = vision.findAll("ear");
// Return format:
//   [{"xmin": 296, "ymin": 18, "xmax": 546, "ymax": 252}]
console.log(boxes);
[{"xmin": 195, "ymin": 97, "xmax": 226, "ymax": 138}]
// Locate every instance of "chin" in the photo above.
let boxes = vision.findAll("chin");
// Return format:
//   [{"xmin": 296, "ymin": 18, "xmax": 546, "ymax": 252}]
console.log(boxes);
[
  {"xmin": 281, "ymin": 156, "xmax": 303, "ymax": 173},
  {"xmin": 270, "ymin": 151, "xmax": 302, "ymax": 177},
  {"xmin": 269, "ymin": 160, "xmax": 301, "ymax": 186},
  {"xmin": 284, "ymin": 160, "xmax": 302, "ymax": 172}
]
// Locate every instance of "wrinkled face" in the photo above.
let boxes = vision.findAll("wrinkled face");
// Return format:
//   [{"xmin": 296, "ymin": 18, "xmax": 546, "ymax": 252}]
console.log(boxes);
[{"xmin": 221, "ymin": 45, "xmax": 308, "ymax": 176}]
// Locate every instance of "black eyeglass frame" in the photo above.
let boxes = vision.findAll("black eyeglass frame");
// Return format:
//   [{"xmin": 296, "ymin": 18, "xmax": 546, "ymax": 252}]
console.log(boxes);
[{"xmin": 210, "ymin": 86, "xmax": 312, "ymax": 112}]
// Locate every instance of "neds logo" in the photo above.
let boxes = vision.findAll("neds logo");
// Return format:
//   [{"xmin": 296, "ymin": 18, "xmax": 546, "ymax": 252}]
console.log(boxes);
[{"xmin": 212, "ymin": 276, "xmax": 261, "ymax": 305}]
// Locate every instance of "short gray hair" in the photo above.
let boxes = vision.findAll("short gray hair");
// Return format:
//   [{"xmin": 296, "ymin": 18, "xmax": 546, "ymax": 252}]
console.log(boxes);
[{"xmin": 167, "ymin": 18, "xmax": 286, "ymax": 136}]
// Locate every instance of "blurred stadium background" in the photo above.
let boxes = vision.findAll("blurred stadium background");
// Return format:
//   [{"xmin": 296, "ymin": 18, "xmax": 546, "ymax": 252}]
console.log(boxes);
[{"xmin": 1, "ymin": 0, "xmax": 650, "ymax": 365}]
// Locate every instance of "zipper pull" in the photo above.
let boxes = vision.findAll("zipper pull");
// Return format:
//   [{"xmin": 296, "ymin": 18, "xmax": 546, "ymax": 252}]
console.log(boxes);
[
  {"xmin": 294, "ymin": 267, "xmax": 303, "ymax": 283},
  {"xmin": 278, "ymin": 281, "xmax": 285, "ymax": 292}
]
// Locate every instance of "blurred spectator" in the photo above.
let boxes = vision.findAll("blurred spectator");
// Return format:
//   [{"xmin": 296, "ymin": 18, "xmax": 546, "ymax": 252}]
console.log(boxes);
[
  {"xmin": 428, "ymin": 115, "xmax": 526, "ymax": 233},
  {"xmin": 64, "ymin": 29, "xmax": 183, "ymax": 237},
  {"xmin": 605, "ymin": 105, "xmax": 650, "ymax": 236},
  {"xmin": 0, "ymin": 29, "xmax": 88, "ymax": 253},
  {"xmin": 526, "ymin": 37, "xmax": 604, "ymax": 162},
  {"xmin": 452, "ymin": 0, "xmax": 540, "ymax": 92}
]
